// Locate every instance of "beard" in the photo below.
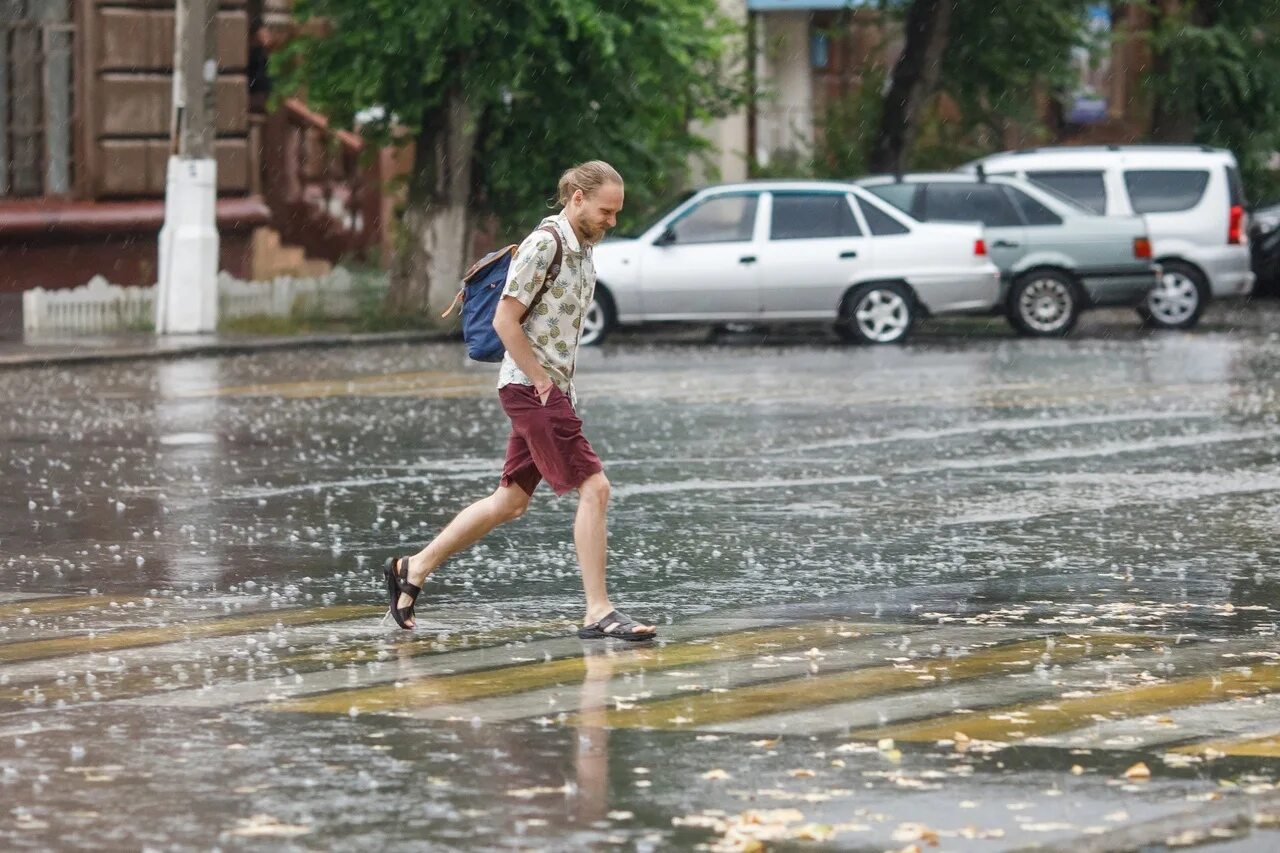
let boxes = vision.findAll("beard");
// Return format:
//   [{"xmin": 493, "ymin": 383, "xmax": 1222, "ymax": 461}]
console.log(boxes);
[{"xmin": 573, "ymin": 212, "xmax": 607, "ymax": 245}]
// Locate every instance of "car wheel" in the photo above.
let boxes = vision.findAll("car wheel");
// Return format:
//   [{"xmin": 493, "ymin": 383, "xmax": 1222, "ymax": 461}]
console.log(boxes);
[
  {"xmin": 1139, "ymin": 261, "xmax": 1207, "ymax": 330},
  {"xmin": 836, "ymin": 283, "xmax": 915, "ymax": 345},
  {"xmin": 1006, "ymin": 269, "xmax": 1081, "ymax": 337},
  {"xmin": 579, "ymin": 288, "xmax": 615, "ymax": 347}
]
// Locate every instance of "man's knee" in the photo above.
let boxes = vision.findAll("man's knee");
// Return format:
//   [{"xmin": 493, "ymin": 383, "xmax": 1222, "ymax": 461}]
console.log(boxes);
[
  {"xmin": 579, "ymin": 472, "xmax": 610, "ymax": 508},
  {"xmin": 494, "ymin": 486, "xmax": 531, "ymax": 521}
]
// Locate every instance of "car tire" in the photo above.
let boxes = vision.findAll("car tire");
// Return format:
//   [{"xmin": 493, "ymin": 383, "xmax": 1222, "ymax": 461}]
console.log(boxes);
[
  {"xmin": 579, "ymin": 287, "xmax": 615, "ymax": 347},
  {"xmin": 1139, "ymin": 260, "xmax": 1208, "ymax": 330},
  {"xmin": 835, "ymin": 282, "xmax": 915, "ymax": 345},
  {"xmin": 1006, "ymin": 269, "xmax": 1082, "ymax": 337}
]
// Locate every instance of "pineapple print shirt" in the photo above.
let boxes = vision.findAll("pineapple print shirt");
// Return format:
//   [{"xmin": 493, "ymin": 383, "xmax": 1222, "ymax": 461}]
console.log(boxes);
[{"xmin": 497, "ymin": 212, "xmax": 595, "ymax": 406}]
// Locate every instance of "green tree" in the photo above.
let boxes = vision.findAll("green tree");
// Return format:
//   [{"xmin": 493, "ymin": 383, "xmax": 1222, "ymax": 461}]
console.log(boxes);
[
  {"xmin": 939, "ymin": 0, "xmax": 1089, "ymax": 148},
  {"xmin": 869, "ymin": 0, "xmax": 1089, "ymax": 173},
  {"xmin": 274, "ymin": 0, "xmax": 742, "ymax": 317},
  {"xmin": 1142, "ymin": 0, "xmax": 1280, "ymax": 202}
]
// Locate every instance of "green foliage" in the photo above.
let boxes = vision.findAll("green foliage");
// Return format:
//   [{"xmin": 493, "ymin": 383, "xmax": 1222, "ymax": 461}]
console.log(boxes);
[
  {"xmin": 1141, "ymin": 0, "xmax": 1280, "ymax": 203},
  {"xmin": 273, "ymin": 0, "xmax": 744, "ymax": 235},
  {"xmin": 869, "ymin": 0, "xmax": 1089, "ymax": 171},
  {"xmin": 906, "ymin": 98, "xmax": 1005, "ymax": 171},
  {"xmin": 940, "ymin": 0, "xmax": 1090, "ymax": 136},
  {"xmin": 812, "ymin": 66, "xmax": 886, "ymax": 179}
]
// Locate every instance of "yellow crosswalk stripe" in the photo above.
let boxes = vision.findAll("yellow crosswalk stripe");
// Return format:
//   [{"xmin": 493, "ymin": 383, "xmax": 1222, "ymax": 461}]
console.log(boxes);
[
  {"xmin": 859, "ymin": 660, "xmax": 1280, "ymax": 744},
  {"xmin": 0, "ymin": 604, "xmax": 375, "ymax": 665},
  {"xmin": 1172, "ymin": 731, "xmax": 1280, "ymax": 758},
  {"xmin": 189, "ymin": 371, "xmax": 492, "ymax": 400},
  {"xmin": 0, "ymin": 596, "xmax": 144, "ymax": 620},
  {"xmin": 0, "ymin": 619, "xmax": 573, "ymax": 707},
  {"xmin": 590, "ymin": 633, "xmax": 1164, "ymax": 730},
  {"xmin": 269, "ymin": 621, "xmax": 891, "ymax": 716}
]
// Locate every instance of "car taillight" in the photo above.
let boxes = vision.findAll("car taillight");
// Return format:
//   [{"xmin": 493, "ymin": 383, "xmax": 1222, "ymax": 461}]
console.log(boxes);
[
  {"xmin": 974, "ymin": 239, "xmax": 987, "ymax": 256},
  {"xmin": 1228, "ymin": 204, "xmax": 1245, "ymax": 244},
  {"xmin": 1133, "ymin": 237, "xmax": 1152, "ymax": 259}
]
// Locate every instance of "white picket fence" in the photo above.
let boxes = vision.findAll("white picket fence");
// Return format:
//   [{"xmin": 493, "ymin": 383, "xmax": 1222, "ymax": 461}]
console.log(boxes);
[{"xmin": 23, "ymin": 269, "xmax": 367, "ymax": 333}]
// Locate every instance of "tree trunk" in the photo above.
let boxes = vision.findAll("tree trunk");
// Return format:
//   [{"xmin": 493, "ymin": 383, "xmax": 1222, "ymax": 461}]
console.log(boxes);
[
  {"xmin": 869, "ymin": 0, "xmax": 955, "ymax": 174},
  {"xmin": 385, "ymin": 87, "xmax": 477, "ymax": 319}
]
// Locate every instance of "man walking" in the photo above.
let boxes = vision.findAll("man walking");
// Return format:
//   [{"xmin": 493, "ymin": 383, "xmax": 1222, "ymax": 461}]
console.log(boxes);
[{"xmin": 384, "ymin": 161, "xmax": 656, "ymax": 642}]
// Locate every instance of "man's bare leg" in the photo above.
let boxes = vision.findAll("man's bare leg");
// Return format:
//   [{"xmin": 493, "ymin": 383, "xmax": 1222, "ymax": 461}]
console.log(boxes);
[
  {"xmin": 395, "ymin": 484, "xmax": 531, "ymax": 627},
  {"xmin": 576, "ymin": 472, "xmax": 654, "ymax": 635}
]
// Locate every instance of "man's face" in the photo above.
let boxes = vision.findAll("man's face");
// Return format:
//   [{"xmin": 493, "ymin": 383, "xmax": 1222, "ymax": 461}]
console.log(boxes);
[{"xmin": 571, "ymin": 183, "xmax": 624, "ymax": 245}]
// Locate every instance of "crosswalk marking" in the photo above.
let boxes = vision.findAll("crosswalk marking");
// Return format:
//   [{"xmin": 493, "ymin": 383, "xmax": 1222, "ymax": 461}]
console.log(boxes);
[
  {"xmin": 583, "ymin": 633, "xmax": 1165, "ymax": 730},
  {"xmin": 1174, "ymin": 731, "xmax": 1280, "ymax": 758},
  {"xmin": 0, "ymin": 619, "xmax": 574, "ymax": 710},
  {"xmin": 4, "ymin": 600, "xmax": 1275, "ymax": 768},
  {"xmin": 119, "ymin": 617, "xmax": 792, "ymax": 710},
  {"xmin": 858, "ymin": 659, "xmax": 1280, "ymax": 744},
  {"xmin": 0, "ymin": 604, "xmax": 374, "ymax": 665},
  {"xmin": 693, "ymin": 639, "xmax": 1253, "ymax": 740},
  {"xmin": 0, "ymin": 595, "xmax": 144, "ymax": 620},
  {"xmin": 268, "ymin": 621, "xmax": 896, "ymax": 716}
]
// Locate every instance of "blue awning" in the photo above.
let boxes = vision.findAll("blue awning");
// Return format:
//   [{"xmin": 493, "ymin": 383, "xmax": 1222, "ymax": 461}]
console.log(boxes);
[{"xmin": 747, "ymin": 0, "xmax": 871, "ymax": 10}]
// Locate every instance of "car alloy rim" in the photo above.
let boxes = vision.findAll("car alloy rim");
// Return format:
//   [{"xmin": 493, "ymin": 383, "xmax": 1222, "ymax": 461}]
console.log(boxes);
[
  {"xmin": 1019, "ymin": 277, "xmax": 1073, "ymax": 333},
  {"xmin": 579, "ymin": 299, "xmax": 605, "ymax": 345},
  {"xmin": 854, "ymin": 289, "xmax": 908, "ymax": 342},
  {"xmin": 1147, "ymin": 271, "xmax": 1198, "ymax": 324}
]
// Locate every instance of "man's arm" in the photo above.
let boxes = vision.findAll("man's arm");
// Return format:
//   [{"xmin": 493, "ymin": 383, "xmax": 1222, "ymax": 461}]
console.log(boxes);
[
  {"xmin": 493, "ymin": 230, "xmax": 557, "ymax": 405},
  {"xmin": 493, "ymin": 296, "xmax": 553, "ymax": 404}
]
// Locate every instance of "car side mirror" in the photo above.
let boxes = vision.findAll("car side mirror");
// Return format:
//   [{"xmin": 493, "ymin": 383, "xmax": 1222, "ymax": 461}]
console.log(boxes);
[{"xmin": 654, "ymin": 227, "xmax": 677, "ymax": 247}]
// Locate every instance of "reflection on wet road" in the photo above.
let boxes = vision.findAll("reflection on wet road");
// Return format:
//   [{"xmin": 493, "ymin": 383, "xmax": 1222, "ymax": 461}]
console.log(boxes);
[{"xmin": 2, "ymin": 309, "xmax": 1279, "ymax": 849}]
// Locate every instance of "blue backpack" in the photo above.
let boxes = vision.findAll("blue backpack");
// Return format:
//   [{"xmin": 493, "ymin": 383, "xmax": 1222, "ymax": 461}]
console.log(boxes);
[{"xmin": 441, "ymin": 225, "xmax": 564, "ymax": 362}]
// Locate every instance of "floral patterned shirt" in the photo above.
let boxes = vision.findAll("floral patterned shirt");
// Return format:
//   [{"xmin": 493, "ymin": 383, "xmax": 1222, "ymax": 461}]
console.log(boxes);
[{"xmin": 497, "ymin": 212, "xmax": 595, "ymax": 405}]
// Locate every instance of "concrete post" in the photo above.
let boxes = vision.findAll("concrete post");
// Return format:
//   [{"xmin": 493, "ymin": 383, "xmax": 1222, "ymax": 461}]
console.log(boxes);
[{"xmin": 155, "ymin": 0, "xmax": 220, "ymax": 334}]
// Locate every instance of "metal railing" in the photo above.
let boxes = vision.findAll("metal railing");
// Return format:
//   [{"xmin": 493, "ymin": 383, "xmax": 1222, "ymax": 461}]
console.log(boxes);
[
  {"xmin": 1, "ymin": 6, "xmax": 76, "ymax": 198},
  {"xmin": 261, "ymin": 97, "xmax": 386, "ymax": 264}
]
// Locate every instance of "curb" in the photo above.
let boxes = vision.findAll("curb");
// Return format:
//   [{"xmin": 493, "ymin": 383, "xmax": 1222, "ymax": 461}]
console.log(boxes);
[{"xmin": 0, "ymin": 330, "xmax": 456, "ymax": 370}]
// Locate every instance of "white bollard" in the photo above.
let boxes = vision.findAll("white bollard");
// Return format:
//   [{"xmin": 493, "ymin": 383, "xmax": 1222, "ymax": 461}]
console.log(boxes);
[{"xmin": 155, "ymin": 157, "xmax": 219, "ymax": 334}]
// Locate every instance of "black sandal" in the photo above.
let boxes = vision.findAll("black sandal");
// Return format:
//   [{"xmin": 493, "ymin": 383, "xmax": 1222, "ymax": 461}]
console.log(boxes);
[
  {"xmin": 383, "ymin": 557, "xmax": 421, "ymax": 630},
  {"xmin": 578, "ymin": 610, "xmax": 656, "ymax": 642}
]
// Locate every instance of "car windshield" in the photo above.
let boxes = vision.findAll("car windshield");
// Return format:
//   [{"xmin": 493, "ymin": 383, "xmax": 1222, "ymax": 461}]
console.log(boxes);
[{"xmin": 613, "ymin": 190, "xmax": 698, "ymax": 238}]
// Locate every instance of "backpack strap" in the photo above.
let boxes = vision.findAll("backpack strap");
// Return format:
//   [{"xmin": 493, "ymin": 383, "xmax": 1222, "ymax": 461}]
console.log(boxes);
[
  {"xmin": 439, "ymin": 223, "xmax": 564, "ymax": 321},
  {"xmin": 520, "ymin": 224, "xmax": 564, "ymax": 322}
]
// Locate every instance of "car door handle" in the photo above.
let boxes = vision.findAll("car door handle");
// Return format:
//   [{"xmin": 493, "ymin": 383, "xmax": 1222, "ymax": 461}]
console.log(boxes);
[
  {"xmin": 739, "ymin": 255, "xmax": 757, "ymax": 265},
  {"xmin": 992, "ymin": 240, "xmax": 1020, "ymax": 248},
  {"xmin": 839, "ymin": 250, "xmax": 858, "ymax": 259}
]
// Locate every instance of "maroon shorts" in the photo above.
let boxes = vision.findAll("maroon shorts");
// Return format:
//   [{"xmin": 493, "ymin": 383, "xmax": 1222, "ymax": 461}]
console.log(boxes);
[{"xmin": 499, "ymin": 384, "xmax": 604, "ymax": 496}]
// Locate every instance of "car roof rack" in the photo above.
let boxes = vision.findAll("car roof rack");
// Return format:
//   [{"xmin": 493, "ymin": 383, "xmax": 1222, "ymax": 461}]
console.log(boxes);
[{"xmin": 1007, "ymin": 143, "xmax": 1225, "ymax": 155}]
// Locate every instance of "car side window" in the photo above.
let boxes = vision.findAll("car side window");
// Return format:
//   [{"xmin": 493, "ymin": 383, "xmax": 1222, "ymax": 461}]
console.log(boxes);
[
  {"xmin": 1123, "ymin": 170, "xmax": 1211, "ymax": 214},
  {"xmin": 864, "ymin": 183, "xmax": 919, "ymax": 216},
  {"xmin": 1003, "ymin": 186, "xmax": 1062, "ymax": 226},
  {"xmin": 770, "ymin": 193, "xmax": 862, "ymax": 240},
  {"xmin": 668, "ymin": 194, "xmax": 759, "ymax": 244},
  {"xmin": 1026, "ymin": 170, "xmax": 1107, "ymax": 214},
  {"xmin": 922, "ymin": 183, "xmax": 1021, "ymax": 227},
  {"xmin": 856, "ymin": 197, "xmax": 910, "ymax": 236}
]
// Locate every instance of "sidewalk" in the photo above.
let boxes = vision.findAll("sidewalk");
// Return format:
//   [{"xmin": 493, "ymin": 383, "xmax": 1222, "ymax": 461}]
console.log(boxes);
[{"xmin": 0, "ymin": 329, "xmax": 452, "ymax": 369}]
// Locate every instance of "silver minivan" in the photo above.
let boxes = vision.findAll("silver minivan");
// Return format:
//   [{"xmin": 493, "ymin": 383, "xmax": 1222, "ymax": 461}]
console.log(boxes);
[
  {"xmin": 965, "ymin": 145, "xmax": 1254, "ymax": 329},
  {"xmin": 859, "ymin": 173, "xmax": 1157, "ymax": 337}
]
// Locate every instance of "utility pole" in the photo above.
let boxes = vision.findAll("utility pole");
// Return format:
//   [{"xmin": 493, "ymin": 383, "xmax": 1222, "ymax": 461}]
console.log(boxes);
[{"xmin": 155, "ymin": 0, "xmax": 219, "ymax": 334}]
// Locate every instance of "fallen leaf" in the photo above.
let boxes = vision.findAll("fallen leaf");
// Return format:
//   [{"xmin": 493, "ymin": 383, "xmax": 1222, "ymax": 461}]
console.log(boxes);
[
  {"xmin": 229, "ymin": 815, "xmax": 313, "ymax": 838},
  {"xmin": 1124, "ymin": 762, "xmax": 1151, "ymax": 781}
]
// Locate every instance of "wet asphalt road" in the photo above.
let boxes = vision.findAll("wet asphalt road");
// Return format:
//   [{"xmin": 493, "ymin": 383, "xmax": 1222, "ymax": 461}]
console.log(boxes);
[{"xmin": 1, "ymin": 304, "xmax": 1279, "ymax": 851}]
